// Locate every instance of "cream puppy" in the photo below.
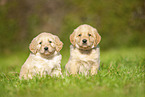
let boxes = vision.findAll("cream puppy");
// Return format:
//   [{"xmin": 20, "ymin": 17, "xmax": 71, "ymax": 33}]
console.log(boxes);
[
  {"xmin": 19, "ymin": 32, "xmax": 63, "ymax": 79},
  {"xmin": 65, "ymin": 24, "xmax": 101, "ymax": 75}
]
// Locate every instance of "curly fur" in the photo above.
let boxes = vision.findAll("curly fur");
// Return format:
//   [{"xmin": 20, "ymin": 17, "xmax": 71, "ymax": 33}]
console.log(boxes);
[
  {"xmin": 19, "ymin": 32, "xmax": 63, "ymax": 79},
  {"xmin": 65, "ymin": 24, "xmax": 101, "ymax": 75}
]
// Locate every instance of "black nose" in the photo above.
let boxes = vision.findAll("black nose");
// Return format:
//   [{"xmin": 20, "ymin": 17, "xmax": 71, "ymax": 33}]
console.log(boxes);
[
  {"xmin": 82, "ymin": 39, "xmax": 87, "ymax": 43},
  {"xmin": 44, "ymin": 47, "xmax": 48, "ymax": 50}
]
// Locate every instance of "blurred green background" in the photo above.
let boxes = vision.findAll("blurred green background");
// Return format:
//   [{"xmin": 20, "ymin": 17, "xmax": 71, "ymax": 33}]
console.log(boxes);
[
  {"xmin": 0, "ymin": 0, "xmax": 144, "ymax": 54},
  {"xmin": 0, "ymin": 1, "xmax": 144, "ymax": 97}
]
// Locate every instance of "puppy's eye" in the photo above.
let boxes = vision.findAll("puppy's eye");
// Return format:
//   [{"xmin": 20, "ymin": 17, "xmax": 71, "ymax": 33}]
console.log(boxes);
[
  {"xmin": 78, "ymin": 34, "xmax": 81, "ymax": 36},
  {"xmin": 88, "ymin": 34, "xmax": 91, "ymax": 36},
  {"xmin": 39, "ymin": 42, "xmax": 42, "ymax": 44},
  {"xmin": 49, "ymin": 41, "xmax": 52, "ymax": 43}
]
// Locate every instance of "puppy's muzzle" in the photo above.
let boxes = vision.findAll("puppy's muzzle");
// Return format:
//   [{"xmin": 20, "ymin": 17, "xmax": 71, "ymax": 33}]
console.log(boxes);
[
  {"xmin": 82, "ymin": 39, "xmax": 87, "ymax": 44},
  {"xmin": 44, "ymin": 47, "xmax": 48, "ymax": 51}
]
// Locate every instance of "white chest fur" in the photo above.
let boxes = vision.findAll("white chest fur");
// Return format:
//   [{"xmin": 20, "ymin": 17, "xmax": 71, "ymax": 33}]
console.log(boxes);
[
  {"xmin": 27, "ymin": 51, "xmax": 62, "ymax": 75},
  {"xmin": 70, "ymin": 45, "xmax": 100, "ymax": 62},
  {"xmin": 68, "ymin": 45, "xmax": 100, "ymax": 75}
]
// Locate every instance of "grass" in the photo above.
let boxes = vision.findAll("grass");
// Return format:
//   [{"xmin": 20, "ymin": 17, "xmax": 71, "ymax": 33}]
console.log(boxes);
[{"xmin": 0, "ymin": 47, "xmax": 144, "ymax": 97}]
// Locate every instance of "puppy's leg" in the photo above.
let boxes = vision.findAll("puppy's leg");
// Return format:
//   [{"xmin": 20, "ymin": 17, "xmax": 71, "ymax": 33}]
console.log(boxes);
[
  {"xmin": 91, "ymin": 63, "xmax": 99, "ymax": 75},
  {"xmin": 20, "ymin": 71, "xmax": 32, "ymax": 79},
  {"xmin": 51, "ymin": 65, "xmax": 63, "ymax": 77},
  {"xmin": 19, "ymin": 65, "xmax": 29, "ymax": 79},
  {"xmin": 69, "ymin": 61, "xmax": 80, "ymax": 75},
  {"xmin": 51, "ymin": 69, "xmax": 62, "ymax": 76}
]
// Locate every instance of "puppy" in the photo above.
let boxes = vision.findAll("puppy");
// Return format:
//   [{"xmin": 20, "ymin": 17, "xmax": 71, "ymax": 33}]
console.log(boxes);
[
  {"xmin": 19, "ymin": 32, "xmax": 63, "ymax": 79},
  {"xmin": 65, "ymin": 24, "xmax": 101, "ymax": 76}
]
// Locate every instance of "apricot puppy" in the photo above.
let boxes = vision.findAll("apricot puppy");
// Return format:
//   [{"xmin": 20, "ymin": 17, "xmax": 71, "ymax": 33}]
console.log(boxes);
[
  {"xmin": 19, "ymin": 32, "xmax": 63, "ymax": 79},
  {"xmin": 65, "ymin": 24, "xmax": 101, "ymax": 75}
]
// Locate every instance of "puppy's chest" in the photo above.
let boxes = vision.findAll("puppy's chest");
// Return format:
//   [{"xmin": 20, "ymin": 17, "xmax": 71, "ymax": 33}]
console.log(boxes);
[
  {"xmin": 32, "ymin": 55, "xmax": 60, "ymax": 69},
  {"xmin": 71, "ymin": 48, "xmax": 99, "ymax": 62}
]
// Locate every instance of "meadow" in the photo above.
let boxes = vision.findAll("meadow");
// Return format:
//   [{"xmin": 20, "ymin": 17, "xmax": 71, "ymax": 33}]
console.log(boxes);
[
  {"xmin": 0, "ymin": 0, "xmax": 144, "ymax": 97},
  {"xmin": 0, "ymin": 47, "xmax": 144, "ymax": 97}
]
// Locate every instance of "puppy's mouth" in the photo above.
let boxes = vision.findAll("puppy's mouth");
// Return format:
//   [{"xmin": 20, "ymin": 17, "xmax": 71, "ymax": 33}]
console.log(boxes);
[
  {"xmin": 40, "ymin": 47, "xmax": 53, "ymax": 56},
  {"xmin": 81, "ymin": 44, "xmax": 88, "ymax": 48},
  {"xmin": 78, "ymin": 44, "xmax": 92, "ymax": 50},
  {"xmin": 80, "ymin": 46, "xmax": 91, "ymax": 49},
  {"xmin": 44, "ymin": 51, "xmax": 51, "ymax": 55},
  {"xmin": 76, "ymin": 40, "xmax": 93, "ymax": 50},
  {"xmin": 40, "ymin": 51, "xmax": 51, "ymax": 56}
]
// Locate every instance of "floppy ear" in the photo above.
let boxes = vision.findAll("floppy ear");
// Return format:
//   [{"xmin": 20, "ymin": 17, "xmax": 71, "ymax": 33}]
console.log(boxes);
[
  {"xmin": 94, "ymin": 28, "xmax": 101, "ymax": 47},
  {"xmin": 55, "ymin": 36, "xmax": 63, "ymax": 52},
  {"xmin": 70, "ymin": 32, "xmax": 75, "ymax": 46},
  {"xmin": 29, "ymin": 37, "xmax": 38, "ymax": 54}
]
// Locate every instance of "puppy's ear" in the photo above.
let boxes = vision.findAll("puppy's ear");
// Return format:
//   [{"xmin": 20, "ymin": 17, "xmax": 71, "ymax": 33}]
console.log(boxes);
[
  {"xmin": 55, "ymin": 36, "xmax": 63, "ymax": 52},
  {"xmin": 29, "ymin": 37, "xmax": 38, "ymax": 54},
  {"xmin": 94, "ymin": 28, "xmax": 101, "ymax": 47},
  {"xmin": 70, "ymin": 32, "xmax": 75, "ymax": 46}
]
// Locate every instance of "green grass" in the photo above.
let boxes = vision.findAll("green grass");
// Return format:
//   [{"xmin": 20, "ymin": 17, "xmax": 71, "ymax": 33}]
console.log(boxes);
[{"xmin": 0, "ymin": 47, "xmax": 144, "ymax": 97}]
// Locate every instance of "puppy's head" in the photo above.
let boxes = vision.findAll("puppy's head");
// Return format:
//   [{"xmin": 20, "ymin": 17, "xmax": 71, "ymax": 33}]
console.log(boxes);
[
  {"xmin": 70, "ymin": 24, "xmax": 101, "ymax": 50},
  {"xmin": 29, "ymin": 32, "xmax": 63, "ymax": 56}
]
